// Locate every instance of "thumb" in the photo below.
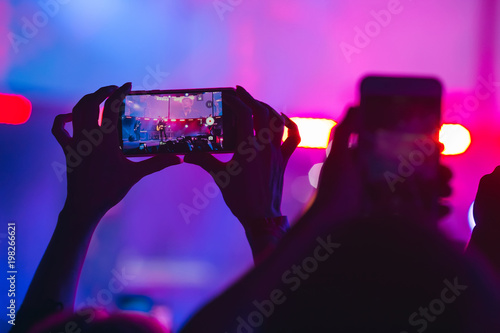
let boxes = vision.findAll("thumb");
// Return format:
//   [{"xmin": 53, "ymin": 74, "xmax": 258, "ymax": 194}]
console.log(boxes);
[
  {"xmin": 184, "ymin": 152, "xmax": 224, "ymax": 174},
  {"xmin": 135, "ymin": 154, "xmax": 182, "ymax": 178}
]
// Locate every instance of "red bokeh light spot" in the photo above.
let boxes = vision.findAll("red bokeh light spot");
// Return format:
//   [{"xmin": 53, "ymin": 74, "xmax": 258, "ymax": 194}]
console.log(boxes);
[{"xmin": 0, "ymin": 93, "xmax": 32, "ymax": 125}]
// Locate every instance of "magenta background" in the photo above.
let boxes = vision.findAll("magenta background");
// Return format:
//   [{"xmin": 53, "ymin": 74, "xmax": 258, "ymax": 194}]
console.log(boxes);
[{"xmin": 1, "ymin": 0, "xmax": 499, "ymax": 330}]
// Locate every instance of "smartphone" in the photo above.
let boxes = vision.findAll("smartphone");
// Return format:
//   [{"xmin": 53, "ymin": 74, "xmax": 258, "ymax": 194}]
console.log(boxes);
[
  {"xmin": 358, "ymin": 75, "xmax": 442, "ymax": 211},
  {"xmin": 119, "ymin": 88, "xmax": 237, "ymax": 155}
]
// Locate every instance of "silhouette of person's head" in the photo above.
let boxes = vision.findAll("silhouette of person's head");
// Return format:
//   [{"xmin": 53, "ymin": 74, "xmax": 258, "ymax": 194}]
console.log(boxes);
[{"xmin": 182, "ymin": 98, "xmax": 194, "ymax": 114}]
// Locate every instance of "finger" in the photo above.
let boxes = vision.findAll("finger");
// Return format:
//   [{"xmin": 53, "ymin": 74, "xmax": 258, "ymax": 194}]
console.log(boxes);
[
  {"xmin": 476, "ymin": 173, "xmax": 494, "ymax": 197},
  {"xmin": 437, "ymin": 164, "xmax": 453, "ymax": 198},
  {"xmin": 438, "ymin": 202, "xmax": 451, "ymax": 219},
  {"xmin": 259, "ymin": 101, "xmax": 285, "ymax": 147},
  {"xmin": 225, "ymin": 93, "xmax": 253, "ymax": 145},
  {"xmin": 102, "ymin": 82, "xmax": 132, "ymax": 142},
  {"xmin": 73, "ymin": 86, "xmax": 118, "ymax": 134},
  {"xmin": 438, "ymin": 184, "xmax": 452, "ymax": 198},
  {"xmin": 134, "ymin": 154, "xmax": 182, "ymax": 179},
  {"xmin": 318, "ymin": 107, "xmax": 359, "ymax": 186},
  {"xmin": 52, "ymin": 113, "xmax": 73, "ymax": 148},
  {"xmin": 184, "ymin": 152, "xmax": 225, "ymax": 174},
  {"xmin": 236, "ymin": 85, "xmax": 269, "ymax": 135},
  {"xmin": 331, "ymin": 107, "xmax": 360, "ymax": 155},
  {"xmin": 281, "ymin": 113, "xmax": 300, "ymax": 162},
  {"xmin": 438, "ymin": 164, "xmax": 453, "ymax": 182},
  {"xmin": 476, "ymin": 167, "xmax": 500, "ymax": 197}
]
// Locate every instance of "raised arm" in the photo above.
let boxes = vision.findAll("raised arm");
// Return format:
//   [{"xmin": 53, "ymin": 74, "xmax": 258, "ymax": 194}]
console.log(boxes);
[
  {"xmin": 179, "ymin": 106, "xmax": 361, "ymax": 333},
  {"xmin": 13, "ymin": 84, "xmax": 180, "ymax": 332},
  {"xmin": 184, "ymin": 86, "xmax": 300, "ymax": 263}
]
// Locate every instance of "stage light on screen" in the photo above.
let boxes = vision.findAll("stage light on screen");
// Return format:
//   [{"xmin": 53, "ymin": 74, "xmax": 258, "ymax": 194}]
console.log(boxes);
[
  {"xmin": 283, "ymin": 117, "xmax": 337, "ymax": 148},
  {"xmin": 439, "ymin": 124, "xmax": 471, "ymax": 155},
  {"xmin": 0, "ymin": 93, "xmax": 32, "ymax": 125}
]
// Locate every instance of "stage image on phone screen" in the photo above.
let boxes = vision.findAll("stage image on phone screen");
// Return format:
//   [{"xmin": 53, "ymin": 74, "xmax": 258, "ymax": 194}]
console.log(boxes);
[{"xmin": 120, "ymin": 91, "xmax": 224, "ymax": 154}]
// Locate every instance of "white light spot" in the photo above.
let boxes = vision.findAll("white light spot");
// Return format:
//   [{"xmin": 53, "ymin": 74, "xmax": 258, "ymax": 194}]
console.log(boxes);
[
  {"xmin": 308, "ymin": 163, "xmax": 323, "ymax": 188},
  {"xmin": 326, "ymin": 140, "xmax": 333, "ymax": 157},
  {"xmin": 468, "ymin": 201, "xmax": 475, "ymax": 231},
  {"xmin": 291, "ymin": 176, "xmax": 314, "ymax": 203}
]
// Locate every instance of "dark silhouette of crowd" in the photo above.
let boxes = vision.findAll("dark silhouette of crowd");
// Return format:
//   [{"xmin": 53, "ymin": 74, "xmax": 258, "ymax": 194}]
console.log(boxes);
[{"xmin": 11, "ymin": 83, "xmax": 500, "ymax": 332}]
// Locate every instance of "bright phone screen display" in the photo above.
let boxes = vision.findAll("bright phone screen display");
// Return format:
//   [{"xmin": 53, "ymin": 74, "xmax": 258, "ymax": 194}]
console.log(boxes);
[{"xmin": 121, "ymin": 91, "xmax": 224, "ymax": 154}]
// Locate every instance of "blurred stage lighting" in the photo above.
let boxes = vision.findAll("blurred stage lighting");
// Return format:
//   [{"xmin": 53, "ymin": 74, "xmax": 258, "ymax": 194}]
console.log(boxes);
[
  {"xmin": 116, "ymin": 295, "xmax": 154, "ymax": 312},
  {"xmin": 282, "ymin": 119, "xmax": 470, "ymax": 155},
  {"xmin": 291, "ymin": 176, "xmax": 314, "ymax": 203},
  {"xmin": 0, "ymin": 93, "xmax": 32, "ymax": 125},
  {"xmin": 468, "ymin": 201, "xmax": 475, "ymax": 231},
  {"xmin": 439, "ymin": 124, "xmax": 471, "ymax": 155},
  {"xmin": 283, "ymin": 117, "xmax": 337, "ymax": 149},
  {"xmin": 308, "ymin": 163, "xmax": 323, "ymax": 188}
]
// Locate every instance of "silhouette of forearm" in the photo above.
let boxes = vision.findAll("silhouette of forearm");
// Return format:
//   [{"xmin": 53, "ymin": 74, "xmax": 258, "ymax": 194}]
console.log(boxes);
[{"xmin": 12, "ymin": 208, "xmax": 99, "ymax": 332}]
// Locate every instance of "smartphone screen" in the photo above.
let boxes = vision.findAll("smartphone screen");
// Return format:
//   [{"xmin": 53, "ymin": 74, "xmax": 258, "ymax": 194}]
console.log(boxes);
[
  {"xmin": 359, "ymin": 76, "xmax": 442, "ymax": 211},
  {"xmin": 119, "ymin": 88, "xmax": 236, "ymax": 155}
]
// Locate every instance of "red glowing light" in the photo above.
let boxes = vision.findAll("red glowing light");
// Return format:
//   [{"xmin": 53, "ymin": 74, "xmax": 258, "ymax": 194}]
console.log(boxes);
[
  {"xmin": 281, "ymin": 118, "xmax": 470, "ymax": 155},
  {"xmin": 0, "ymin": 93, "xmax": 32, "ymax": 125}
]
